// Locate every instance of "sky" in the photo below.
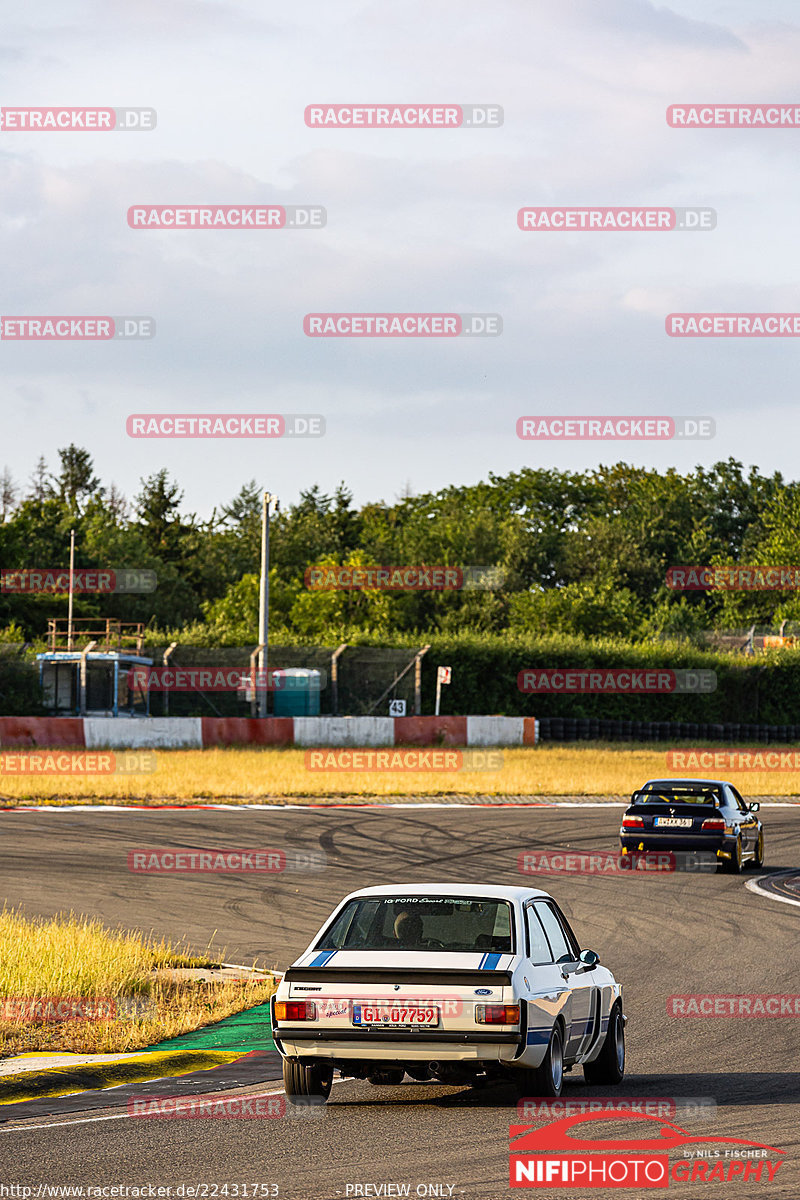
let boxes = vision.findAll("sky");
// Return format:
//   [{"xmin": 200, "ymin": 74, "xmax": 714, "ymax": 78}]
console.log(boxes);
[{"xmin": 2, "ymin": 0, "xmax": 800, "ymax": 515}]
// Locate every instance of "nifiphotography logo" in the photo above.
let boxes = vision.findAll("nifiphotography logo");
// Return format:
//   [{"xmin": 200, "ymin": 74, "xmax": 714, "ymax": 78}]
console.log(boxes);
[{"xmin": 509, "ymin": 1110, "xmax": 785, "ymax": 1188}]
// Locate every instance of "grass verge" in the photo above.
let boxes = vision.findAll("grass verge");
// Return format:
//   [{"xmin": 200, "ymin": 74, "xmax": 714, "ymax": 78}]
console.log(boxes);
[
  {"xmin": 0, "ymin": 744, "xmax": 799, "ymax": 803},
  {"xmin": 0, "ymin": 909, "xmax": 276, "ymax": 1058}
]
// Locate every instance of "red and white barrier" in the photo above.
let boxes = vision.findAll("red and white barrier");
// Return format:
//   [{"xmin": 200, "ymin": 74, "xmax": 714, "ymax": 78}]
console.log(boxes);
[
  {"xmin": 84, "ymin": 717, "xmax": 202, "ymax": 749},
  {"xmin": 0, "ymin": 715, "xmax": 538, "ymax": 750}
]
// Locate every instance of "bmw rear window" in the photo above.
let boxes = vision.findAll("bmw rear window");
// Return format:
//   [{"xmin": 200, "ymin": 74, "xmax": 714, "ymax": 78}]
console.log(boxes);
[{"xmin": 634, "ymin": 785, "xmax": 722, "ymax": 805}]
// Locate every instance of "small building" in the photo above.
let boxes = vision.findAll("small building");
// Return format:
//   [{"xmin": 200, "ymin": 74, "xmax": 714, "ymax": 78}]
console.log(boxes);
[
  {"xmin": 37, "ymin": 651, "xmax": 153, "ymax": 717},
  {"xmin": 37, "ymin": 619, "xmax": 152, "ymax": 716}
]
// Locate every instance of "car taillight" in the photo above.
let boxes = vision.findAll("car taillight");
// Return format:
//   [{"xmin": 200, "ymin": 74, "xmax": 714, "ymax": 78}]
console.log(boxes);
[
  {"xmin": 701, "ymin": 818, "xmax": 725, "ymax": 831},
  {"xmin": 622, "ymin": 814, "xmax": 644, "ymax": 828},
  {"xmin": 475, "ymin": 1004, "xmax": 520, "ymax": 1024},
  {"xmin": 274, "ymin": 1000, "xmax": 317, "ymax": 1021}
]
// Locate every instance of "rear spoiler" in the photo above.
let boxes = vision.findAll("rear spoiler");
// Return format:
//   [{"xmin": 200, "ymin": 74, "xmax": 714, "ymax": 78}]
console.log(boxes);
[{"xmin": 283, "ymin": 967, "xmax": 513, "ymax": 986}]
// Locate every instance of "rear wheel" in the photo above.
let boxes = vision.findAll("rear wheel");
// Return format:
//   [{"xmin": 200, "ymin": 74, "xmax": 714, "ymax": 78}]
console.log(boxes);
[
  {"xmin": 583, "ymin": 1003, "xmax": 625, "ymax": 1086},
  {"xmin": 752, "ymin": 830, "xmax": 764, "ymax": 868},
  {"xmin": 726, "ymin": 836, "xmax": 743, "ymax": 874},
  {"xmin": 368, "ymin": 1069, "xmax": 405, "ymax": 1085},
  {"xmin": 282, "ymin": 1058, "xmax": 333, "ymax": 1105},
  {"xmin": 513, "ymin": 1023, "xmax": 564, "ymax": 1098}
]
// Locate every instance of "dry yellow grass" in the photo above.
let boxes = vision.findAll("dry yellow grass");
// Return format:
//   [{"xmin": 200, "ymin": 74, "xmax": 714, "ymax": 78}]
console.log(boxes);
[
  {"xmin": 0, "ymin": 744, "xmax": 798, "ymax": 802},
  {"xmin": 0, "ymin": 909, "xmax": 276, "ymax": 1057}
]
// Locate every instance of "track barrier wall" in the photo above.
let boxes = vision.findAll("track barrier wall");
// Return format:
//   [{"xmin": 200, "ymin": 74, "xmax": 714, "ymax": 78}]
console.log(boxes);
[
  {"xmin": 0, "ymin": 716, "xmax": 538, "ymax": 749},
  {"xmin": 4, "ymin": 715, "xmax": 800, "ymax": 748}
]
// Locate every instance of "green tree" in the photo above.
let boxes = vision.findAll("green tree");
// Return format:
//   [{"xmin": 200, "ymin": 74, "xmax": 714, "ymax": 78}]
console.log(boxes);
[
  {"xmin": 54, "ymin": 445, "xmax": 102, "ymax": 514},
  {"xmin": 135, "ymin": 469, "xmax": 186, "ymax": 558},
  {"xmin": 509, "ymin": 579, "xmax": 643, "ymax": 639}
]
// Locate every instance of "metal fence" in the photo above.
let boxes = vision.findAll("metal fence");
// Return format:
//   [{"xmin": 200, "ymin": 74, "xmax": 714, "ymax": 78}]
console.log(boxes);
[{"xmin": 141, "ymin": 643, "xmax": 428, "ymax": 717}]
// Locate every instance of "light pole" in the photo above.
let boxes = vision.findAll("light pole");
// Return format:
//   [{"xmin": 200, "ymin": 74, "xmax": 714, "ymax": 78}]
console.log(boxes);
[
  {"xmin": 67, "ymin": 529, "xmax": 75, "ymax": 650},
  {"xmin": 258, "ymin": 492, "xmax": 278, "ymax": 717}
]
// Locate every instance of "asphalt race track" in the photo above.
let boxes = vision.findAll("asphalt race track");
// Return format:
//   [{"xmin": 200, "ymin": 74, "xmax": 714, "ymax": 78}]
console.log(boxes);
[{"xmin": 1, "ymin": 804, "xmax": 799, "ymax": 1198}]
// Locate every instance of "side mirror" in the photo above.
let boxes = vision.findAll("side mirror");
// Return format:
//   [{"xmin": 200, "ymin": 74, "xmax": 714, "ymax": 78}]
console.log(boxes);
[
  {"xmin": 749, "ymin": 802, "xmax": 760, "ymax": 812},
  {"xmin": 577, "ymin": 949, "xmax": 599, "ymax": 972}
]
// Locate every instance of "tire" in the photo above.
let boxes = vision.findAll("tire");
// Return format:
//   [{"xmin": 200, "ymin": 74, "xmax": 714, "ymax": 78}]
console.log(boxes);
[
  {"xmin": 513, "ymin": 1023, "xmax": 564, "ymax": 1098},
  {"xmin": 583, "ymin": 1003, "xmax": 625, "ymax": 1086},
  {"xmin": 282, "ymin": 1058, "xmax": 333, "ymax": 1105},
  {"xmin": 367, "ymin": 1069, "xmax": 405, "ymax": 1085},
  {"xmin": 725, "ymin": 836, "xmax": 743, "ymax": 874},
  {"xmin": 752, "ymin": 830, "xmax": 764, "ymax": 868}
]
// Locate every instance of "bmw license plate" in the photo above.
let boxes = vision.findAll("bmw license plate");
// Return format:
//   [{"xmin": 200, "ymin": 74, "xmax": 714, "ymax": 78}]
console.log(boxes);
[
  {"xmin": 655, "ymin": 817, "xmax": 693, "ymax": 827},
  {"xmin": 352, "ymin": 1004, "xmax": 439, "ymax": 1026}
]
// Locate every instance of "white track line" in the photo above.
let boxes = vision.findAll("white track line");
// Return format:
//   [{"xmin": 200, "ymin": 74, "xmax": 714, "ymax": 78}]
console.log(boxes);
[
  {"xmin": 745, "ymin": 873, "xmax": 800, "ymax": 910},
  {"xmin": 0, "ymin": 1080, "xmax": 342, "ymax": 1133},
  {"xmin": 4, "ymin": 801, "xmax": 799, "ymax": 812}
]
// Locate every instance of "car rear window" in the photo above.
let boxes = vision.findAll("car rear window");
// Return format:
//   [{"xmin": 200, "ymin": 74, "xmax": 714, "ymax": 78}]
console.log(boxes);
[
  {"xmin": 316, "ymin": 895, "xmax": 515, "ymax": 953},
  {"xmin": 635, "ymin": 786, "xmax": 722, "ymax": 806}
]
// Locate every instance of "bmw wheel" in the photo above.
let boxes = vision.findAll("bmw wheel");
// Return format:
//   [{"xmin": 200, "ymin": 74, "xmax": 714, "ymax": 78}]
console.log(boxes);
[
  {"xmin": 752, "ymin": 830, "xmax": 764, "ymax": 868},
  {"xmin": 726, "ymin": 836, "xmax": 743, "ymax": 874}
]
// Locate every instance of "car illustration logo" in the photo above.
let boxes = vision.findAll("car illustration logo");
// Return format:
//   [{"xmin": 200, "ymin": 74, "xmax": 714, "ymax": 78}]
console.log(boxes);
[
  {"xmin": 510, "ymin": 1110, "xmax": 785, "ymax": 1155},
  {"xmin": 475, "ymin": 988, "xmax": 493, "ymax": 995}
]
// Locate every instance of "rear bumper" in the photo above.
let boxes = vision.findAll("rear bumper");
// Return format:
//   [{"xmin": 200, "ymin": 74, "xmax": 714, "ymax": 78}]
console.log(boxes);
[
  {"xmin": 619, "ymin": 833, "xmax": 735, "ymax": 855},
  {"xmin": 275, "ymin": 1027, "xmax": 520, "ymax": 1044},
  {"xmin": 275, "ymin": 1027, "xmax": 521, "ymax": 1062},
  {"xmin": 277, "ymin": 1036, "xmax": 520, "ymax": 1065}
]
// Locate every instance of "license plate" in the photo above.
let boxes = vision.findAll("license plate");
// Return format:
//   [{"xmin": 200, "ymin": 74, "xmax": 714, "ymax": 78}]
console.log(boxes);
[
  {"xmin": 352, "ymin": 1004, "xmax": 439, "ymax": 1026},
  {"xmin": 655, "ymin": 817, "xmax": 694, "ymax": 828}
]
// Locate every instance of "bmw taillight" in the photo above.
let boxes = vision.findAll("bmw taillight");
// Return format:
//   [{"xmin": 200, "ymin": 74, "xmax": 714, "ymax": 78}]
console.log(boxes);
[
  {"xmin": 475, "ymin": 1004, "xmax": 520, "ymax": 1024},
  {"xmin": 274, "ymin": 1000, "xmax": 317, "ymax": 1021},
  {"xmin": 701, "ymin": 817, "xmax": 725, "ymax": 831},
  {"xmin": 622, "ymin": 814, "xmax": 644, "ymax": 828}
]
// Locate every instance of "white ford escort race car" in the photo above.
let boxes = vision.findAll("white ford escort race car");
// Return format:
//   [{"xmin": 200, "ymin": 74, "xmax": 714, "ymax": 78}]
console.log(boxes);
[{"xmin": 271, "ymin": 883, "xmax": 625, "ymax": 1103}]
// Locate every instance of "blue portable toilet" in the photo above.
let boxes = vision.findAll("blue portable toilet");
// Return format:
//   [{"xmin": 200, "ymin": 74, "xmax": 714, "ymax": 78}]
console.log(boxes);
[{"xmin": 272, "ymin": 668, "xmax": 322, "ymax": 716}]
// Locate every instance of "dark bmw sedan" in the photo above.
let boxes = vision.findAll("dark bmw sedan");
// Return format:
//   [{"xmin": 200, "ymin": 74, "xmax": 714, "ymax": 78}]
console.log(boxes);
[{"xmin": 620, "ymin": 778, "xmax": 764, "ymax": 873}]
